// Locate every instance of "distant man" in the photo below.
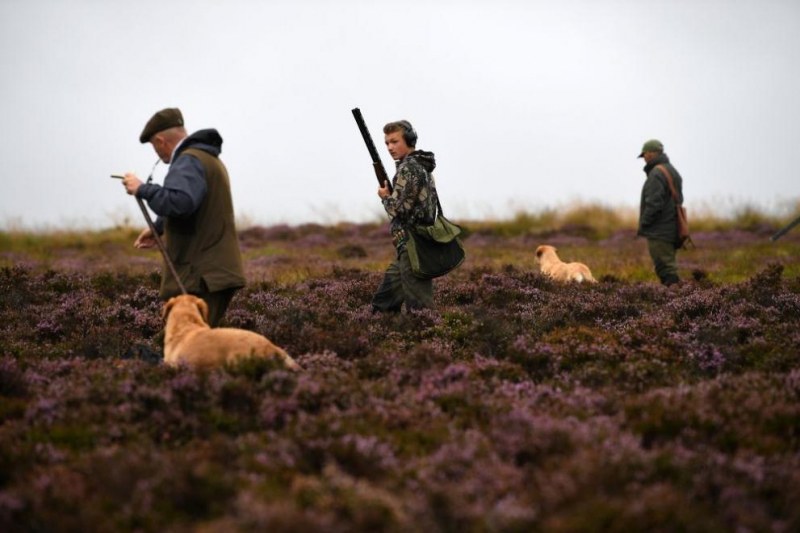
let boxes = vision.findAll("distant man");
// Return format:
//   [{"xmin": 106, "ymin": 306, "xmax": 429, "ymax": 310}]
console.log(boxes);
[
  {"xmin": 121, "ymin": 108, "xmax": 245, "ymax": 326},
  {"xmin": 637, "ymin": 139, "xmax": 684, "ymax": 286},
  {"xmin": 372, "ymin": 120, "xmax": 439, "ymax": 312}
]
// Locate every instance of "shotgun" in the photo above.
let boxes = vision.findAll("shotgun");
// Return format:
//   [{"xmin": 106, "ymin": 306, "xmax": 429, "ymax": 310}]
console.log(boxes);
[
  {"xmin": 770, "ymin": 214, "xmax": 800, "ymax": 242},
  {"xmin": 351, "ymin": 108, "xmax": 392, "ymax": 193},
  {"xmin": 111, "ymin": 172, "xmax": 187, "ymax": 294}
]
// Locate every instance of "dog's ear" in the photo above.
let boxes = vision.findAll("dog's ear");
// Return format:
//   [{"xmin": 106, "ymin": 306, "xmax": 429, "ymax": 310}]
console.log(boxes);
[
  {"xmin": 195, "ymin": 297, "xmax": 210, "ymax": 325},
  {"xmin": 535, "ymin": 246, "xmax": 544, "ymax": 258},
  {"xmin": 161, "ymin": 297, "xmax": 177, "ymax": 321}
]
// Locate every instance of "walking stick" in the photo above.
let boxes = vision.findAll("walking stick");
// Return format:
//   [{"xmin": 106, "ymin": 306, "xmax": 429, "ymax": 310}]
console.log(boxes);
[{"xmin": 111, "ymin": 165, "xmax": 188, "ymax": 295}]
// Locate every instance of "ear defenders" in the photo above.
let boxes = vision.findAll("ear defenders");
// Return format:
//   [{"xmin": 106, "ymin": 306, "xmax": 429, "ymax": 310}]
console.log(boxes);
[{"xmin": 398, "ymin": 120, "xmax": 417, "ymax": 147}]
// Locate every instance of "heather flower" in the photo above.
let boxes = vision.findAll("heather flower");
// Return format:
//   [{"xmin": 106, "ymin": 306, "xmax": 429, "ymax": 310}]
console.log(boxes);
[{"xmin": 0, "ymin": 227, "xmax": 798, "ymax": 531}]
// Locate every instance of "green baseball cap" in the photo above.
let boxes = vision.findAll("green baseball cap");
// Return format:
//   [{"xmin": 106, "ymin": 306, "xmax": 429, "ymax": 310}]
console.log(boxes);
[
  {"xmin": 139, "ymin": 107, "xmax": 184, "ymax": 143},
  {"xmin": 638, "ymin": 139, "xmax": 664, "ymax": 158}
]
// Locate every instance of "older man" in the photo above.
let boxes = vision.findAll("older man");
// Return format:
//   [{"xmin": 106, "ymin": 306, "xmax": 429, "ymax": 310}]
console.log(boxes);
[
  {"xmin": 637, "ymin": 139, "xmax": 684, "ymax": 286},
  {"xmin": 122, "ymin": 108, "xmax": 245, "ymax": 326}
]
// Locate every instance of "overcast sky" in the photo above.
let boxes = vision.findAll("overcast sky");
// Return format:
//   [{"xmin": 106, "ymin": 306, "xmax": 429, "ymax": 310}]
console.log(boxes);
[{"xmin": 1, "ymin": 0, "xmax": 799, "ymax": 230}]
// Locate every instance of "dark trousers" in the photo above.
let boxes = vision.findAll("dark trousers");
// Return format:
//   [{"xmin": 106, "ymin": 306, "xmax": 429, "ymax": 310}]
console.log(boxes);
[
  {"xmin": 647, "ymin": 238, "xmax": 680, "ymax": 286},
  {"xmin": 372, "ymin": 248, "xmax": 434, "ymax": 312},
  {"xmin": 194, "ymin": 287, "xmax": 239, "ymax": 327}
]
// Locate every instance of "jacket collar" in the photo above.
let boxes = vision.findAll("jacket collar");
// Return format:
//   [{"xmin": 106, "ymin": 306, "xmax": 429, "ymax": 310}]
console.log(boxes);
[{"xmin": 644, "ymin": 153, "xmax": 670, "ymax": 174}]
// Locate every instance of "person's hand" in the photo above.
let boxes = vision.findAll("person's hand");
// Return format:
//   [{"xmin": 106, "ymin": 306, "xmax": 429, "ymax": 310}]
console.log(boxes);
[
  {"xmin": 377, "ymin": 181, "xmax": 391, "ymax": 199},
  {"xmin": 122, "ymin": 172, "xmax": 143, "ymax": 196},
  {"xmin": 134, "ymin": 227, "xmax": 157, "ymax": 249}
]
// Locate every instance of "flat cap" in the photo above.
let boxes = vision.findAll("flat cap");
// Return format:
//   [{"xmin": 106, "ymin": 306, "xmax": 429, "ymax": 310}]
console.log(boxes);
[
  {"xmin": 637, "ymin": 139, "xmax": 664, "ymax": 158},
  {"xmin": 139, "ymin": 107, "xmax": 184, "ymax": 143}
]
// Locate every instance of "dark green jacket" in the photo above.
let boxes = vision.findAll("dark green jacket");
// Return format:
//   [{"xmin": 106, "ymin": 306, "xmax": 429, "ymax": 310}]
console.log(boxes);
[
  {"xmin": 638, "ymin": 153, "xmax": 684, "ymax": 243},
  {"xmin": 153, "ymin": 132, "xmax": 245, "ymax": 298}
]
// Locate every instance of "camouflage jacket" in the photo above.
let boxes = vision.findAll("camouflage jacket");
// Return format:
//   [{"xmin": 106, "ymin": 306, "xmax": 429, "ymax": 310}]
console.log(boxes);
[{"xmin": 382, "ymin": 150, "xmax": 439, "ymax": 234}]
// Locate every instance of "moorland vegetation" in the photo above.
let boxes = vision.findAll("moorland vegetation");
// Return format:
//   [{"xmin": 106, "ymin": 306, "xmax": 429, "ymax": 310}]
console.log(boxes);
[{"xmin": 1, "ymin": 204, "xmax": 799, "ymax": 531}]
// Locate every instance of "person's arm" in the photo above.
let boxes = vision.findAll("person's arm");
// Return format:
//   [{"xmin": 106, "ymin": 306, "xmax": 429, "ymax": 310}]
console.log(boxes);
[
  {"xmin": 640, "ymin": 172, "xmax": 669, "ymax": 227},
  {"xmin": 152, "ymin": 216, "xmax": 165, "ymax": 234},
  {"xmin": 136, "ymin": 155, "xmax": 207, "ymax": 217},
  {"xmin": 381, "ymin": 163, "xmax": 423, "ymax": 221}
]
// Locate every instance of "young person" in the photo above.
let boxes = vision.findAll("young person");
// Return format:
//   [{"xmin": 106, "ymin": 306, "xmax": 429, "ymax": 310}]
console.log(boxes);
[{"xmin": 372, "ymin": 120, "xmax": 439, "ymax": 312}]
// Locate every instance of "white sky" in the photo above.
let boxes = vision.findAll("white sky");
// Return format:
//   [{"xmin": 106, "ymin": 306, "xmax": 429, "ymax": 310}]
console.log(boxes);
[{"xmin": 1, "ymin": 0, "xmax": 799, "ymax": 229}]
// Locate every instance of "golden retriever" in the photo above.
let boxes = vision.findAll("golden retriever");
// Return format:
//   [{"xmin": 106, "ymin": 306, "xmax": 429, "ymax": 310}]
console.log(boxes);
[
  {"xmin": 162, "ymin": 294, "xmax": 301, "ymax": 371},
  {"xmin": 535, "ymin": 244, "xmax": 597, "ymax": 283}
]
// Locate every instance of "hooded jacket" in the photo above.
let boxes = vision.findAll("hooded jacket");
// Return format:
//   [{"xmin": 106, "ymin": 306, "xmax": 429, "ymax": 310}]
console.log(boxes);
[
  {"xmin": 638, "ymin": 153, "xmax": 684, "ymax": 243},
  {"xmin": 381, "ymin": 150, "xmax": 439, "ymax": 233},
  {"xmin": 137, "ymin": 129, "xmax": 246, "ymax": 297}
]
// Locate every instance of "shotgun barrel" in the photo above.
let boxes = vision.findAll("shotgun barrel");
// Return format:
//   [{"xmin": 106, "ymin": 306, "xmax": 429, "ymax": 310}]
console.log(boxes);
[{"xmin": 352, "ymin": 108, "xmax": 392, "ymax": 193}]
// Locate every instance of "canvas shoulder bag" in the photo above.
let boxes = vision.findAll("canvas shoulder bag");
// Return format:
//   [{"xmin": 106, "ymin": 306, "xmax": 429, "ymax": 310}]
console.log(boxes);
[{"xmin": 405, "ymin": 197, "xmax": 466, "ymax": 279}]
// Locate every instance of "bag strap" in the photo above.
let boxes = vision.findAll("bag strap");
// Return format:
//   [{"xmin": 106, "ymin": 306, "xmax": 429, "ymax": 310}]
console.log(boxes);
[
  {"xmin": 425, "ymin": 171, "xmax": 449, "ymax": 220},
  {"xmin": 427, "ymin": 170, "xmax": 444, "ymax": 218},
  {"xmin": 656, "ymin": 164, "xmax": 681, "ymax": 204}
]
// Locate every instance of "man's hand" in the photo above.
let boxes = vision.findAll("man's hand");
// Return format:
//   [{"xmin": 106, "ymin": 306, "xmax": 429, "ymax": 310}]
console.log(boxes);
[
  {"xmin": 122, "ymin": 172, "xmax": 143, "ymax": 196},
  {"xmin": 377, "ymin": 180, "xmax": 391, "ymax": 199},
  {"xmin": 134, "ymin": 227, "xmax": 157, "ymax": 249}
]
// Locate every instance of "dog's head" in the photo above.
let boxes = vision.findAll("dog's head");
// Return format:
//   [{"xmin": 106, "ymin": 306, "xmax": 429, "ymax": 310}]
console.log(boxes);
[
  {"xmin": 161, "ymin": 295, "xmax": 210, "ymax": 325},
  {"xmin": 535, "ymin": 244, "xmax": 557, "ymax": 263}
]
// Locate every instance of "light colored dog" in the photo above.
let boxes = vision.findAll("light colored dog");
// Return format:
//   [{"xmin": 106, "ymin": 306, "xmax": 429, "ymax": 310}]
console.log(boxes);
[
  {"xmin": 535, "ymin": 244, "xmax": 597, "ymax": 283},
  {"xmin": 162, "ymin": 294, "xmax": 301, "ymax": 371}
]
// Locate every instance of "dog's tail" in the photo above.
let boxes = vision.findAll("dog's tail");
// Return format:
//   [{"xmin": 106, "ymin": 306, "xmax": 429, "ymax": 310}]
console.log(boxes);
[
  {"xmin": 285, "ymin": 358, "xmax": 303, "ymax": 372},
  {"xmin": 573, "ymin": 268, "xmax": 598, "ymax": 284},
  {"xmin": 278, "ymin": 348, "xmax": 303, "ymax": 372}
]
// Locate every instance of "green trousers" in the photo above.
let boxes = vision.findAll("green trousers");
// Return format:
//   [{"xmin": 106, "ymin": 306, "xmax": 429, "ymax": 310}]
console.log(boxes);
[
  {"xmin": 647, "ymin": 238, "xmax": 680, "ymax": 286},
  {"xmin": 372, "ymin": 248, "xmax": 434, "ymax": 312}
]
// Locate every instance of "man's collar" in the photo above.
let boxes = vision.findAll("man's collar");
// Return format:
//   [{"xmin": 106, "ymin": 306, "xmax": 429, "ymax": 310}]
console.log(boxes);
[{"xmin": 168, "ymin": 136, "xmax": 188, "ymax": 164}]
